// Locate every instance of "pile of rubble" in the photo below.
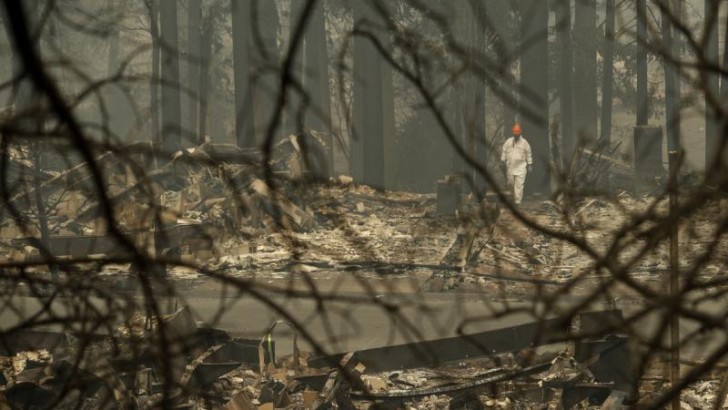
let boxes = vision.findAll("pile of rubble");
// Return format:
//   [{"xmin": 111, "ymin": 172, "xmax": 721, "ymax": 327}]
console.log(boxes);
[
  {"xmin": 0, "ymin": 139, "xmax": 327, "ymax": 267},
  {"xmin": 3, "ymin": 305, "xmax": 727, "ymax": 409},
  {"xmin": 3, "ymin": 138, "xmax": 727, "ymax": 300},
  {"xmin": 0, "ymin": 308, "xmax": 651, "ymax": 409}
]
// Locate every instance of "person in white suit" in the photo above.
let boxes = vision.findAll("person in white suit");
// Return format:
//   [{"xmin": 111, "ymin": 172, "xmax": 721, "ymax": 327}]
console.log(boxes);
[{"xmin": 500, "ymin": 123, "xmax": 532, "ymax": 205}]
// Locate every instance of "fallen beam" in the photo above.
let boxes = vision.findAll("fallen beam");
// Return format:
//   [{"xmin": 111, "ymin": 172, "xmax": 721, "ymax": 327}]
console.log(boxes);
[
  {"xmin": 350, "ymin": 362, "xmax": 550, "ymax": 399},
  {"xmin": 282, "ymin": 260, "xmax": 562, "ymax": 286},
  {"xmin": 309, "ymin": 317, "xmax": 570, "ymax": 371}
]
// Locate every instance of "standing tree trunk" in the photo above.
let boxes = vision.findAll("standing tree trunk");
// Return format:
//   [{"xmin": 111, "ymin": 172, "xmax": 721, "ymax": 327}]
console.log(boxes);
[
  {"xmin": 187, "ymin": 0, "xmax": 202, "ymax": 144},
  {"xmin": 705, "ymin": 0, "xmax": 720, "ymax": 167},
  {"xmin": 636, "ymin": 0, "xmax": 649, "ymax": 126},
  {"xmin": 106, "ymin": 7, "xmax": 136, "ymax": 142},
  {"xmin": 662, "ymin": 0, "xmax": 680, "ymax": 151},
  {"xmin": 381, "ymin": 59, "xmax": 395, "ymax": 189},
  {"xmin": 600, "ymin": 0, "xmax": 616, "ymax": 144},
  {"xmin": 556, "ymin": 0, "xmax": 574, "ymax": 168},
  {"xmin": 231, "ymin": 0, "xmax": 254, "ymax": 148},
  {"xmin": 489, "ymin": 0, "xmax": 515, "ymax": 135},
  {"xmin": 198, "ymin": 14, "xmax": 213, "ymax": 142},
  {"xmin": 573, "ymin": 0, "xmax": 598, "ymax": 143},
  {"xmin": 723, "ymin": 3, "xmax": 728, "ymax": 99},
  {"xmin": 520, "ymin": 0, "xmax": 550, "ymax": 196},
  {"xmin": 251, "ymin": 0, "xmax": 279, "ymax": 146},
  {"xmin": 470, "ymin": 0, "xmax": 487, "ymax": 193},
  {"xmin": 351, "ymin": 1, "xmax": 385, "ymax": 188},
  {"xmin": 305, "ymin": 0, "xmax": 334, "ymax": 175},
  {"xmin": 721, "ymin": 0, "xmax": 728, "ymax": 168},
  {"xmin": 148, "ymin": 0, "xmax": 161, "ymax": 145},
  {"xmin": 288, "ymin": 0, "xmax": 336, "ymax": 176},
  {"xmin": 1, "ymin": 0, "xmax": 39, "ymax": 133},
  {"xmin": 286, "ymin": 0, "xmax": 306, "ymax": 137},
  {"xmin": 0, "ymin": 7, "xmax": 20, "ymax": 98},
  {"xmin": 449, "ymin": 4, "xmax": 466, "ymax": 177},
  {"xmin": 5, "ymin": 1, "xmax": 58, "ymax": 278},
  {"xmin": 160, "ymin": 0, "xmax": 181, "ymax": 154}
]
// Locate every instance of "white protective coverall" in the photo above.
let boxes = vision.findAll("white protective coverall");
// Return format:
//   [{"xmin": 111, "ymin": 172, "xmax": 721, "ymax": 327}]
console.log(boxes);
[{"xmin": 500, "ymin": 136, "xmax": 532, "ymax": 204}]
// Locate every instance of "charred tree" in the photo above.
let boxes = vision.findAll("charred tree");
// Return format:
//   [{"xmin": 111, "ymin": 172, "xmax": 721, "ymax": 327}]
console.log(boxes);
[
  {"xmin": 454, "ymin": 0, "xmax": 487, "ymax": 192},
  {"xmin": 2, "ymin": 0, "xmax": 39, "ymax": 118},
  {"xmin": 351, "ymin": 1, "xmax": 386, "ymax": 188},
  {"xmin": 382, "ymin": 57, "xmax": 395, "ymax": 189},
  {"xmin": 198, "ymin": 14, "xmax": 213, "ymax": 142},
  {"xmin": 187, "ymin": 0, "xmax": 202, "ymax": 144},
  {"xmin": 2, "ymin": 1, "xmax": 58, "ymax": 278},
  {"xmin": 705, "ymin": 0, "xmax": 720, "ymax": 165},
  {"xmin": 600, "ymin": 0, "xmax": 616, "ymax": 144},
  {"xmin": 0, "ymin": 7, "xmax": 19, "ymax": 98},
  {"xmin": 556, "ymin": 0, "xmax": 574, "ymax": 167},
  {"xmin": 662, "ymin": 0, "xmax": 680, "ymax": 151},
  {"xmin": 285, "ymin": 0, "xmax": 337, "ymax": 177},
  {"xmin": 573, "ymin": 0, "xmax": 598, "ymax": 143},
  {"xmin": 636, "ymin": 0, "xmax": 648, "ymax": 126},
  {"xmin": 470, "ymin": 0, "xmax": 487, "ymax": 193},
  {"xmin": 305, "ymin": 0, "xmax": 334, "ymax": 175},
  {"xmin": 148, "ymin": 0, "xmax": 161, "ymax": 145},
  {"xmin": 723, "ymin": 3, "xmax": 728, "ymax": 100},
  {"xmin": 722, "ymin": 1, "xmax": 728, "ymax": 167},
  {"xmin": 520, "ymin": 0, "xmax": 550, "ymax": 196},
  {"xmin": 489, "ymin": 0, "xmax": 516, "ymax": 134},
  {"xmin": 286, "ymin": 0, "xmax": 306, "ymax": 137},
  {"xmin": 449, "ymin": 4, "xmax": 466, "ymax": 177},
  {"xmin": 106, "ymin": 6, "xmax": 135, "ymax": 142},
  {"xmin": 159, "ymin": 0, "xmax": 181, "ymax": 154},
  {"xmin": 232, "ymin": 0, "xmax": 254, "ymax": 148},
  {"xmin": 251, "ymin": 0, "xmax": 279, "ymax": 145}
]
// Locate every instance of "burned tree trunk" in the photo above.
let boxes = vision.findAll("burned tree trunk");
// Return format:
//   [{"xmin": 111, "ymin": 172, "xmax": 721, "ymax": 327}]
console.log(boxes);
[
  {"xmin": 159, "ymin": 0, "xmax": 181, "ymax": 154},
  {"xmin": 489, "ymin": 0, "xmax": 516, "ymax": 135},
  {"xmin": 3, "ymin": 0, "xmax": 39, "ymax": 117},
  {"xmin": 351, "ymin": 1, "xmax": 386, "ymax": 188},
  {"xmin": 573, "ymin": 0, "xmax": 598, "ymax": 143},
  {"xmin": 2, "ymin": 1, "xmax": 57, "ymax": 277},
  {"xmin": 106, "ymin": 7, "xmax": 135, "ymax": 142},
  {"xmin": 600, "ymin": 0, "xmax": 616, "ymax": 144},
  {"xmin": 470, "ymin": 0, "xmax": 487, "ymax": 193},
  {"xmin": 286, "ymin": 0, "xmax": 306, "ymax": 137},
  {"xmin": 305, "ymin": 0, "xmax": 334, "ymax": 175},
  {"xmin": 662, "ymin": 0, "xmax": 680, "ymax": 151},
  {"xmin": 382, "ymin": 60, "xmax": 395, "ymax": 189},
  {"xmin": 251, "ymin": 0, "xmax": 279, "ymax": 145},
  {"xmin": 454, "ymin": 0, "xmax": 487, "ymax": 192},
  {"xmin": 636, "ymin": 0, "xmax": 648, "ymax": 126},
  {"xmin": 198, "ymin": 14, "xmax": 213, "ymax": 142},
  {"xmin": 148, "ymin": 0, "xmax": 161, "ymax": 145},
  {"xmin": 705, "ymin": 0, "xmax": 720, "ymax": 166},
  {"xmin": 231, "ymin": 0, "xmax": 254, "ymax": 148},
  {"xmin": 556, "ymin": 0, "xmax": 574, "ymax": 167},
  {"xmin": 187, "ymin": 0, "xmax": 202, "ymax": 144},
  {"xmin": 520, "ymin": 0, "xmax": 550, "ymax": 196},
  {"xmin": 449, "ymin": 4, "xmax": 466, "ymax": 178}
]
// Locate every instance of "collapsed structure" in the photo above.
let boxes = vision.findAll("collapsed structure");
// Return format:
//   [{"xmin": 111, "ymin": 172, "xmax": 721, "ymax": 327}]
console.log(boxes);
[
  {"xmin": 0, "ymin": 139, "xmax": 726, "ymax": 409},
  {"xmin": 0, "ymin": 308, "xmax": 638, "ymax": 409}
]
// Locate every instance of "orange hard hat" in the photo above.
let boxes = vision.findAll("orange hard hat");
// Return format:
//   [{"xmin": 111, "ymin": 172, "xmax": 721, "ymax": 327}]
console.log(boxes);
[{"xmin": 512, "ymin": 123, "xmax": 522, "ymax": 136}]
